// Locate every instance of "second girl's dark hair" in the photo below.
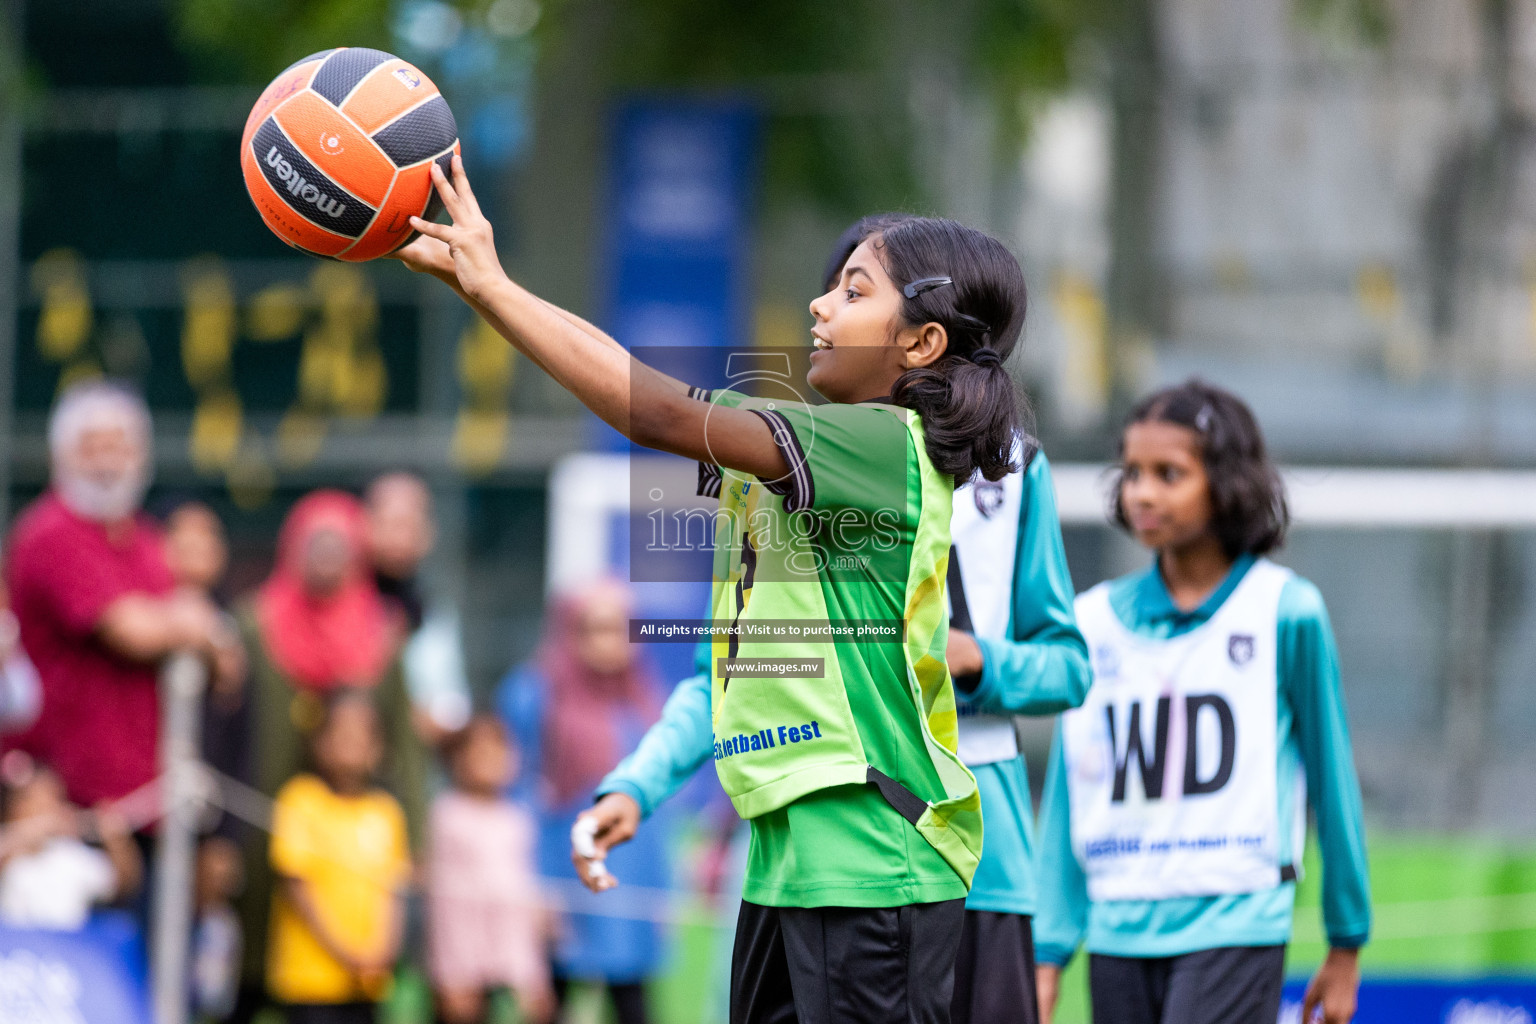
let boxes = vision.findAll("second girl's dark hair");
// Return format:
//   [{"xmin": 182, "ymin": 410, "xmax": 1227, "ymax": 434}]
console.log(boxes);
[
  {"xmin": 828, "ymin": 216, "xmax": 1033, "ymax": 483},
  {"xmin": 1110, "ymin": 379, "xmax": 1289, "ymax": 558}
]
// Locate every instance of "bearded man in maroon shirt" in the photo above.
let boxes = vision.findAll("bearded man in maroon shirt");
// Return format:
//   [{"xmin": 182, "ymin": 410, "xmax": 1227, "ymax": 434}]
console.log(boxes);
[{"xmin": 4, "ymin": 381, "xmax": 236, "ymax": 808}]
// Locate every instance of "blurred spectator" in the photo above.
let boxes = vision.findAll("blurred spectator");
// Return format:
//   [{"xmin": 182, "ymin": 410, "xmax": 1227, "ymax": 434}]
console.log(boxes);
[
  {"xmin": 191, "ymin": 835, "xmax": 244, "ymax": 1021},
  {"xmin": 162, "ymin": 499, "xmax": 249, "ymax": 822},
  {"xmin": 231, "ymin": 491, "xmax": 427, "ymax": 1024},
  {"xmin": 364, "ymin": 472, "xmax": 435, "ymax": 639},
  {"xmin": 0, "ymin": 583, "xmax": 40, "ymax": 737},
  {"xmin": 3, "ymin": 381, "xmax": 233, "ymax": 809},
  {"xmin": 267, "ymin": 691, "xmax": 410, "ymax": 1024},
  {"xmin": 365, "ymin": 472, "xmax": 470, "ymax": 743},
  {"xmin": 428, "ymin": 715, "xmax": 553, "ymax": 1024},
  {"xmin": 497, "ymin": 580, "xmax": 666, "ymax": 1024},
  {"xmin": 0, "ymin": 752, "xmax": 141, "ymax": 930}
]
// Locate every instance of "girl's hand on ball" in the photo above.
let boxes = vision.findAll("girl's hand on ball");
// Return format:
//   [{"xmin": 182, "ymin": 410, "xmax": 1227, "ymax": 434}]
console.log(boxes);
[
  {"xmin": 388, "ymin": 236, "xmax": 455, "ymax": 279},
  {"xmin": 409, "ymin": 156, "xmax": 505, "ymax": 301}
]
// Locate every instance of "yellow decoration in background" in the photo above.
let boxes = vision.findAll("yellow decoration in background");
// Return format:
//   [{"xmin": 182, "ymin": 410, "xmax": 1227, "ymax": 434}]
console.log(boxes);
[
  {"xmin": 450, "ymin": 317, "xmax": 516, "ymax": 473},
  {"xmin": 1357, "ymin": 264, "xmax": 1399, "ymax": 320},
  {"xmin": 1357, "ymin": 263, "xmax": 1427, "ymax": 381},
  {"xmin": 753, "ymin": 304, "xmax": 804, "ymax": 350},
  {"xmin": 189, "ymin": 390, "xmax": 243, "ymax": 472},
  {"xmin": 31, "ymin": 249, "xmax": 93, "ymax": 363},
  {"xmin": 1053, "ymin": 269, "xmax": 1109, "ymax": 423},
  {"xmin": 55, "ymin": 360, "xmax": 103, "ymax": 394},
  {"xmin": 181, "ymin": 259, "xmax": 237, "ymax": 390},
  {"xmin": 297, "ymin": 327, "xmax": 341, "ymax": 407},
  {"xmin": 246, "ymin": 284, "xmax": 309, "ymax": 341},
  {"xmin": 311, "ymin": 264, "xmax": 379, "ymax": 332},
  {"xmin": 226, "ymin": 439, "xmax": 277, "ymax": 511},
  {"xmin": 275, "ymin": 408, "xmax": 328, "ymax": 469},
  {"xmin": 340, "ymin": 348, "xmax": 387, "ymax": 419},
  {"xmin": 458, "ymin": 319, "xmax": 514, "ymax": 402},
  {"xmin": 452, "ymin": 408, "xmax": 510, "ymax": 475}
]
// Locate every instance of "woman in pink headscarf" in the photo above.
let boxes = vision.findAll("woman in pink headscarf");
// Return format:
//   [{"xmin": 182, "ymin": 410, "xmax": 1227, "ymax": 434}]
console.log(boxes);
[
  {"xmin": 496, "ymin": 579, "xmax": 666, "ymax": 1024},
  {"xmin": 231, "ymin": 490, "xmax": 428, "ymax": 1022}
]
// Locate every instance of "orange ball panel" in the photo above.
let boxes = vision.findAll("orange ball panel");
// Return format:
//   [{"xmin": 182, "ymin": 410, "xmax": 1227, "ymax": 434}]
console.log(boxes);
[
  {"xmin": 273, "ymin": 91, "xmax": 397, "ymax": 209},
  {"xmin": 242, "ymin": 59, "xmax": 322, "ymax": 147},
  {"xmin": 241, "ymin": 143, "xmax": 354, "ymax": 258},
  {"xmin": 339, "ymin": 166, "xmax": 435, "ymax": 261},
  {"xmin": 341, "ymin": 59, "xmax": 442, "ymax": 135}
]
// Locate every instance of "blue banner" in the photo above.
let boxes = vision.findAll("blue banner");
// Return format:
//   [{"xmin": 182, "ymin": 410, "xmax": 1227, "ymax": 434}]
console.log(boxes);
[
  {"xmin": 1282, "ymin": 979, "xmax": 1536, "ymax": 1023},
  {"xmin": 0, "ymin": 913, "xmax": 151, "ymax": 1024},
  {"xmin": 598, "ymin": 95, "xmax": 758, "ymax": 451},
  {"xmin": 595, "ymin": 96, "xmax": 758, "ymax": 692}
]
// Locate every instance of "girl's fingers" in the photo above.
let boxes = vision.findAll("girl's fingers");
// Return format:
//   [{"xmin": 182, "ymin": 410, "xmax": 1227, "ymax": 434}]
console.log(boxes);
[
  {"xmin": 450, "ymin": 155, "xmax": 482, "ymax": 219},
  {"xmin": 429, "ymin": 161, "xmax": 465, "ymax": 221},
  {"xmin": 408, "ymin": 216, "xmax": 451, "ymax": 241}
]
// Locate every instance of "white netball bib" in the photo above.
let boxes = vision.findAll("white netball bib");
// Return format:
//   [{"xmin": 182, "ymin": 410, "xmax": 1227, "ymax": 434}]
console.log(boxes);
[
  {"xmin": 1062, "ymin": 560, "xmax": 1306, "ymax": 901},
  {"xmin": 948, "ymin": 467, "xmax": 1023, "ymax": 766}
]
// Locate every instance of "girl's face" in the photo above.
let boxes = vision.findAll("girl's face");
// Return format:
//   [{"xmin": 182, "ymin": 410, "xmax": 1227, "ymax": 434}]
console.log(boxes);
[
  {"xmin": 1119, "ymin": 421, "xmax": 1215, "ymax": 552},
  {"xmin": 300, "ymin": 526, "xmax": 353, "ymax": 597},
  {"xmin": 454, "ymin": 725, "xmax": 516, "ymax": 795},
  {"xmin": 807, "ymin": 238, "xmax": 943, "ymax": 403},
  {"xmin": 167, "ymin": 504, "xmax": 228, "ymax": 591},
  {"xmin": 575, "ymin": 590, "xmax": 632, "ymax": 676},
  {"xmin": 313, "ymin": 699, "xmax": 383, "ymax": 792}
]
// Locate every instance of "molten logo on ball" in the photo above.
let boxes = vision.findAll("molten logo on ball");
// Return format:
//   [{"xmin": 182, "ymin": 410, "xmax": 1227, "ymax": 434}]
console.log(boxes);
[{"xmin": 265, "ymin": 146, "xmax": 349, "ymax": 219}]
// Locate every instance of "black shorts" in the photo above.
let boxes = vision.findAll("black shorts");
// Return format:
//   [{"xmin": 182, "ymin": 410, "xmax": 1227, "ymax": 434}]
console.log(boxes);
[
  {"xmin": 730, "ymin": 898, "xmax": 967, "ymax": 1024},
  {"xmin": 952, "ymin": 910, "xmax": 1039, "ymax": 1024},
  {"xmin": 283, "ymin": 1002, "xmax": 376, "ymax": 1024},
  {"xmin": 1088, "ymin": 945, "xmax": 1286, "ymax": 1024}
]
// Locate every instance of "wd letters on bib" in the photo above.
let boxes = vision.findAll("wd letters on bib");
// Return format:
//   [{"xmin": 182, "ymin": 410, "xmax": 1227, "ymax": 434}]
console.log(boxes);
[{"xmin": 1063, "ymin": 559, "xmax": 1306, "ymax": 902}]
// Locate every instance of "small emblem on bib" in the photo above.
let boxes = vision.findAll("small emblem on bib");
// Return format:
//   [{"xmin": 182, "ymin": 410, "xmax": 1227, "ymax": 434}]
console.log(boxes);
[
  {"xmin": 973, "ymin": 480, "xmax": 1005, "ymax": 518},
  {"xmin": 1093, "ymin": 644, "xmax": 1121, "ymax": 680},
  {"xmin": 1228, "ymin": 634, "xmax": 1255, "ymax": 666}
]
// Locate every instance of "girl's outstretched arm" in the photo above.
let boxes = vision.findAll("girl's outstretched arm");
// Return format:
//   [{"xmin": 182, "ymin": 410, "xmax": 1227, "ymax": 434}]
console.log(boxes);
[{"xmin": 403, "ymin": 157, "xmax": 789, "ymax": 482}]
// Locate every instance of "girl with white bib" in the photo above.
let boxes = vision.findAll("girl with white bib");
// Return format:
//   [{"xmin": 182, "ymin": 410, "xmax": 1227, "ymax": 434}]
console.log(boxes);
[{"xmin": 1033, "ymin": 381, "xmax": 1371, "ymax": 1024}]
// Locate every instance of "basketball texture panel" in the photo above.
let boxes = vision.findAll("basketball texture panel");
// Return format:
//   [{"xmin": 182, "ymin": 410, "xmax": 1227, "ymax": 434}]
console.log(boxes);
[
  {"xmin": 274, "ymin": 89, "xmax": 397, "ymax": 207},
  {"xmin": 342, "ymin": 59, "xmax": 443, "ymax": 134},
  {"xmin": 372, "ymin": 96, "xmax": 459, "ymax": 167},
  {"xmin": 242, "ymin": 54, "xmax": 325, "ymax": 145},
  {"xmin": 344, "ymin": 146, "xmax": 459, "ymax": 261},
  {"xmin": 310, "ymin": 48, "xmax": 395, "ymax": 107}
]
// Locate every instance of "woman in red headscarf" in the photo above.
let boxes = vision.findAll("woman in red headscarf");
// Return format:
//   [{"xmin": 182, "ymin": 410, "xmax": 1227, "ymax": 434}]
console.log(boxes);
[
  {"xmin": 230, "ymin": 490, "xmax": 428, "ymax": 1023},
  {"xmin": 495, "ymin": 579, "xmax": 666, "ymax": 1024}
]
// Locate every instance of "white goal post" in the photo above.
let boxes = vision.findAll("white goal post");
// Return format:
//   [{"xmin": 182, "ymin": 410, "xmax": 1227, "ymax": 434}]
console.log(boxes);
[{"xmin": 547, "ymin": 455, "xmax": 1536, "ymax": 591}]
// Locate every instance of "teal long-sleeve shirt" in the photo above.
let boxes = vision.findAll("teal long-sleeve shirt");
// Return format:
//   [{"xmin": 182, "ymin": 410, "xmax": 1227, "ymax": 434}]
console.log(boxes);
[
  {"xmin": 1032, "ymin": 554, "xmax": 1372, "ymax": 964},
  {"xmin": 598, "ymin": 453, "xmax": 1091, "ymax": 915}
]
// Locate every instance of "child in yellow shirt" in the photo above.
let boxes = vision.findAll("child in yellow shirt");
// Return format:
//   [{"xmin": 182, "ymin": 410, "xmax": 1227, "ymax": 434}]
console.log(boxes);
[{"xmin": 267, "ymin": 690, "xmax": 411, "ymax": 1024}]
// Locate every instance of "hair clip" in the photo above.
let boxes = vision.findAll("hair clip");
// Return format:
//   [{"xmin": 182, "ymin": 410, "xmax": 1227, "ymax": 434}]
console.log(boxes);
[
  {"xmin": 1194, "ymin": 404, "xmax": 1214, "ymax": 433},
  {"xmin": 902, "ymin": 276, "xmax": 953, "ymax": 299}
]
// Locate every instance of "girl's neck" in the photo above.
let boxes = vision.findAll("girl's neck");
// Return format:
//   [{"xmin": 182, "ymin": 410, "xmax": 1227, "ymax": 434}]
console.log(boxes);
[
  {"xmin": 321, "ymin": 773, "xmax": 369, "ymax": 797},
  {"xmin": 456, "ymin": 784, "xmax": 501, "ymax": 802},
  {"xmin": 1156, "ymin": 534, "xmax": 1235, "ymax": 613}
]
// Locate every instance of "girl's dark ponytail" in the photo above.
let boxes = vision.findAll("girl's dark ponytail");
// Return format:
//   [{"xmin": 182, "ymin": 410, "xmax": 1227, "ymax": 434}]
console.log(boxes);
[{"xmin": 872, "ymin": 218, "xmax": 1034, "ymax": 484}]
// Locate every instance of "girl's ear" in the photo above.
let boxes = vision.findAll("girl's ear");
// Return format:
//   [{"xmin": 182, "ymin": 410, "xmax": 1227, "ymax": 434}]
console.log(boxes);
[{"xmin": 902, "ymin": 322, "xmax": 949, "ymax": 369}]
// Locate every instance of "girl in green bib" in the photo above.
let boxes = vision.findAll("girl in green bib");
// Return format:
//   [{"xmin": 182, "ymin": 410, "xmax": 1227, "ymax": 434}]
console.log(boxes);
[{"xmin": 395, "ymin": 157, "xmax": 1031, "ymax": 1024}]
